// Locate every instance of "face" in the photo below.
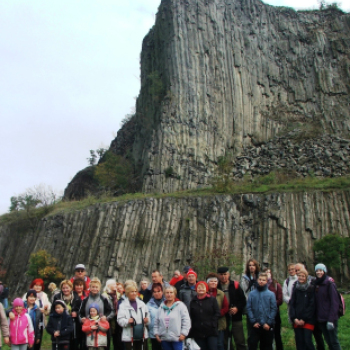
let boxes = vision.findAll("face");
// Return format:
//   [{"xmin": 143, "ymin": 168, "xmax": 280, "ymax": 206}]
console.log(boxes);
[
  {"xmin": 90, "ymin": 308, "xmax": 98, "ymax": 317},
  {"xmin": 173, "ymin": 271, "xmax": 180, "ymax": 278},
  {"xmin": 90, "ymin": 284, "xmax": 100, "ymax": 295},
  {"xmin": 152, "ymin": 272, "xmax": 162, "ymax": 284},
  {"xmin": 152, "ymin": 287, "xmax": 163, "ymax": 299},
  {"xmin": 266, "ymin": 270, "xmax": 271, "ymax": 280},
  {"xmin": 218, "ymin": 272, "xmax": 229, "ymax": 284},
  {"xmin": 15, "ymin": 306, "xmax": 23, "ymax": 314},
  {"xmin": 187, "ymin": 274, "xmax": 196, "ymax": 285},
  {"xmin": 258, "ymin": 276, "xmax": 268, "ymax": 287},
  {"xmin": 127, "ymin": 288, "xmax": 138, "ymax": 301},
  {"xmin": 196, "ymin": 284, "xmax": 207, "ymax": 296},
  {"xmin": 298, "ymin": 273, "xmax": 307, "ymax": 284},
  {"xmin": 61, "ymin": 284, "xmax": 72, "ymax": 296},
  {"xmin": 75, "ymin": 269, "xmax": 86, "ymax": 278},
  {"xmin": 117, "ymin": 284, "xmax": 125, "ymax": 294},
  {"xmin": 74, "ymin": 284, "xmax": 84, "ymax": 294},
  {"xmin": 288, "ymin": 265, "xmax": 296, "ymax": 276},
  {"xmin": 141, "ymin": 281, "xmax": 148, "ymax": 291},
  {"xmin": 316, "ymin": 269, "xmax": 325, "ymax": 278},
  {"xmin": 27, "ymin": 295, "xmax": 36, "ymax": 306},
  {"xmin": 55, "ymin": 304, "xmax": 65, "ymax": 314},
  {"xmin": 208, "ymin": 279, "xmax": 218, "ymax": 289},
  {"xmin": 248, "ymin": 261, "xmax": 257, "ymax": 274},
  {"xmin": 294, "ymin": 264, "xmax": 302, "ymax": 274},
  {"xmin": 33, "ymin": 284, "xmax": 42, "ymax": 292},
  {"xmin": 108, "ymin": 282, "xmax": 117, "ymax": 292},
  {"xmin": 165, "ymin": 289, "xmax": 175, "ymax": 301}
]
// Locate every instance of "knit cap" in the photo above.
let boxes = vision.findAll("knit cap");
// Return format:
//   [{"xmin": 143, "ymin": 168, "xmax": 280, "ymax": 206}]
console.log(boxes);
[
  {"xmin": 186, "ymin": 269, "xmax": 197, "ymax": 279},
  {"xmin": 54, "ymin": 300, "xmax": 67, "ymax": 309},
  {"xmin": 195, "ymin": 281, "xmax": 209, "ymax": 292},
  {"xmin": 13, "ymin": 298, "xmax": 24, "ymax": 307},
  {"xmin": 89, "ymin": 302, "xmax": 100, "ymax": 313},
  {"xmin": 315, "ymin": 263, "xmax": 327, "ymax": 273}
]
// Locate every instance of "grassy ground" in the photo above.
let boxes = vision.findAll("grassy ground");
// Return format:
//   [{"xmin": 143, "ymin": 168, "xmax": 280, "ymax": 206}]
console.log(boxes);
[{"xmin": 2, "ymin": 295, "xmax": 350, "ymax": 349}]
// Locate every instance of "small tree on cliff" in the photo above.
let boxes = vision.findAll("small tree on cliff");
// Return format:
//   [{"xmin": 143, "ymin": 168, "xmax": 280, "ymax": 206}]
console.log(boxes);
[{"xmin": 27, "ymin": 250, "xmax": 65, "ymax": 284}]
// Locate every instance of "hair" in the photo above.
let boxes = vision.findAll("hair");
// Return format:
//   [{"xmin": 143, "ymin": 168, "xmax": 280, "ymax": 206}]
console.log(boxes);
[
  {"xmin": 287, "ymin": 263, "xmax": 296, "ymax": 269},
  {"xmin": 174, "ymin": 270, "xmax": 181, "ymax": 275},
  {"xmin": 29, "ymin": 278, "xmax": 45, "ymax": 291},
  {"xmin": 60, "ymin": 280, "xmax": 73, "ymax": 290},
  {"xmin": 73, "ymin": 278, "xmax": 86, "ymax": 290},
  {"xmin": 116, "ymin": 282, "xmax": 125, "ymax": 289},
  {"xmin": 90, "ymin": 277, "xmax": 101, "ymax": 288},
  {"xmin": 297, "ymin": 268, "xmax": 309, "ymax": 279},
  {"xmin": 164, "ymin": 285, "xmax": 177, "ymax": 296},
  {"xmin": 124, "ymin": 280, "xmax": 137, "ymax": 289},
  {"xmin": 258, "ymin": 272, "xmax": 268, "ymax": 280},
  {"xmin": 139, "ymin": 279, "xmax": 150, "ymax": 287},
  {"xmin": 103, "ymin": 279, "xmax": 117, "ymax": 294},
  {"xmin": 261, "ymin": 267, "xmax": 277, "ymax": 284},
  {"xmin": 152, "ymin": 270, "xmax": 162, "ymax": 276},
  {"xmin": 245, "ymin": 259, "xmax": 260, "ymax": 277},
  {"xmin": 151, "ymin": 283, "xmax": 163, "ymax": 293},
  {"xmin": 125, "ymin": 284, "xmax": 138, "ymax": 298},
  {"xmin": 206, "ymin": 272, "xmax": 219, "ymax": 280},
  {"xmin": 48, "ymin": 282, "xmax": 57, "ymax": 291}
]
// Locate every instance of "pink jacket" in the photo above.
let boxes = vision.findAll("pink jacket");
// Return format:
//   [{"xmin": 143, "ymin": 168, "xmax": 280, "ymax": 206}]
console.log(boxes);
[{"xmin": 9, "ymin": 309, "xmax": 35, "ymax": 345}]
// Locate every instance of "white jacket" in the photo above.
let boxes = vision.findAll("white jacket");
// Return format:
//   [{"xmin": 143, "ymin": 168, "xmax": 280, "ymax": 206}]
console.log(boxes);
[
  {"xmin": 282, "ymin": 275, "xmax": 298, "ymax": 305},
  {"xmin": 117, "ymin": 298, "xmax": 149, "ymax": 341}
]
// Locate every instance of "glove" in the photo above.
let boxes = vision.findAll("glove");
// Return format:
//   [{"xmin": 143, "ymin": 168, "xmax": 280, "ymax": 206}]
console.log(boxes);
[{"xmin": 326, "ymin": 322, "xmax": 334, "ymax": 330}]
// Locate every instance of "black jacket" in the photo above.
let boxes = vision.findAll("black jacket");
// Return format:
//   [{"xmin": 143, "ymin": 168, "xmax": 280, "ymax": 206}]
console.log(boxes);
[
  {"xmin": 218, "ymin": 280, "xmax": 246, "ymax": 321},
  {"xmin": 52, "ymin": 291, "xmax": 82, "ymax": 315},
  {"xmin": 79, "ymin": 293, "xmax": 113, "ymax": 320},
  {"xmin": 175, "ymin": 279, "xmax": 186, "ymax": 296},
  {"xmin": 189, "ymin": 295, "xmax": 221, "ymax": 338},
  {"xmin": 46, "ymin": 311, "xmax": 74, "ymax": 344},
  {"xmin": 289, "ymin": 284, "xmax": 315, "ymax": 325}
]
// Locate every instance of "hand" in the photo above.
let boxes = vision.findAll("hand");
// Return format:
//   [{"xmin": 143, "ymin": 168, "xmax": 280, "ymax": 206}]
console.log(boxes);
[
  {"xmin": 44, "ymin": 305, "xmax": 48, "ymax": 310},
  {"xmin": 81, "ymin": 317, "xmax": 86, "ymax": 323},
  {"xmin": 229, "ymin": 307, "xmax": 238, "ymax": 315},
  {"xmin": 3, "ymin": 337, "xmax": 10, "ymax": 345},
  {"xmin": 327, "ymin": 322, "xmax": 334, "ymax": 330},
  {"xmin": 128, "ymin": 318, "xmax": 135, "ymax": 324},
  {"xmin": 54, "ymin": 331, "xmax": 60, "ymax": 337},
  {"xmin": 91, "ymin": 324, "xmax": 98, "ymax": 330},
  {"xmin": 9, "ymin": 312, "xmax": 15, "ymax": 320},
  {"xmin": 299, "ymin": 320, "xmax": 305, "ymax": 326},
  {"xmin": 101, "ymin": 316, "xmax": 107, "ymax": 322},
  {"xmin": 144, "ymin": 317, "xmax": 149, "ymax": 324},
  {"xmin": 156, "ymin": 335, "xmax": 161, "ymax": 343},
  {"xmin": 263, "ymin": 324, "xmax": 270, "ymax": 331},
  {"xmin": 72, "ymin": 311, "xmax": 77, "ymax": 318},
  {"xmin": 253, "ymin": 323, "xmax": 260, "ymax": 328},
  {"xmin": 39, "ymin": 308, "xmax": 45, "ymax": 314},
  {"xmin": 179, "ymin": 334, "xmax": 185, "ymax": 341},
  {"xmin": 36, "ymin": 339, "xmax": 41, "ymax": 344},
  {"xmin": 28, "ymin": 344, "xmax": 33, "ymax": 349}
]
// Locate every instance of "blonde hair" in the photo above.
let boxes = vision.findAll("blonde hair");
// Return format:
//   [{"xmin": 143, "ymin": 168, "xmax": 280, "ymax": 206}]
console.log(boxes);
[
  {"xmin": 258, "ymin": 272, "xmax": 268, "ymax": 280},
  {"xmin": 48, "ymin": 282, "xmax": 57, "ymax": 291},
  {"xmin": 90, "ymin": 277, "xmax": 102, "ymax": 288},
  {"xmin": 297, "ymin": 269, "xmax": 309, "ymax": 279},
  {"xmin": 124, "ymin": 280, "xmax": 137, "ymax": 289},
  {"xmin": 60, "ymin": 280, "xmax": 73, "ymax": 290},
  {"xmin": 125, "ymin": 284, "xmax": 138, "ymax": 297},
  {"xmin": 103, "ymin": 279, "xmax": 117, "ymax": 294}
]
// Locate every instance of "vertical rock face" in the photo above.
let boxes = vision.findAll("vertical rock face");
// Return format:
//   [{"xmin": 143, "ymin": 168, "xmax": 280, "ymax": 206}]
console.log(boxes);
[
  {"xmin": 110, "ymin": 0, "xmax": 350, "ymax": 194},
  {"xmin": 1, "ymin": 190, "xmax": 350, "ymax": 294}
]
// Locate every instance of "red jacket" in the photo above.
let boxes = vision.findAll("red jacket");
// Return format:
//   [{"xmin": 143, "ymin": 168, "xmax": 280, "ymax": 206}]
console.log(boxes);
[
  {"xmin": 82, "ymin": 318, "xmax": 110, "ymax": 348},
  {"xmin": 268, "ymin": 280, "xmax": 283, "ymax": 310}
]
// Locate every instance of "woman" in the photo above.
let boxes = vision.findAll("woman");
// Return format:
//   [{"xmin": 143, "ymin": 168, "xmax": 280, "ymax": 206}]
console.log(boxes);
[
  {"xmin": 103, "ymin": 279, "xmax": 120, "ymax": 350},
  {"xmin": 117, "ymin": 283, "xmax": 149, "ymax": 350},
  {"xmin": 206, "ymin": 273, "xmax": 229, "ymax": 350},
  {"xmin": 189, "ymin": 281, "xmax": 220, "ymax": 350},
  {"xmin": 264, "ymin": 268, "xmax": 283, "ymax": 350},
  {"xmin": 73, "ymin": 278, "xmax": 90, "ymax": 301},
  {"xmin": 147, "ymin": 283, "xmax": 165, "ymax": 350},
  {"xmin": 48, "ymin": 283, "xmax": 60, "ymax": 303},
  {"xmin": 52, "ymin": 280, "xmax": 82, "ymax": 349},
  {"xmin": 289, "ymin": 269, "xmax": 316, "ymax": 350},
  {"xmin": 314, "ymin": 263, "xmax": 342, "ymax": 350},
  {"xmin": 154, "ymin": 285, "xmax": 190, "ymax": 350}
]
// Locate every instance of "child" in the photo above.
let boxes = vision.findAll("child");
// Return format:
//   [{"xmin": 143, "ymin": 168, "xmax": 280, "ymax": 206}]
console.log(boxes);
[
  {"xmin": 24, "ymin": 290, "xmax": 42, "ymax": 348},
  {"xmin": 82, "ymin": 303, "xmax": 110, "ymax": 350},
  {"xmin": 9, "ymin": 298, "xmax": 35, "ymax": 350},
  {"xmin": 46, "ymin": 300, "xmax": 74, "ymax": 350}
]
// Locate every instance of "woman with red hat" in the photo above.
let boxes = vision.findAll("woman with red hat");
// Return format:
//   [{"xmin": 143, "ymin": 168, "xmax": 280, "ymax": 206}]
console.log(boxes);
[{"xmin": 188, "ymin": 281, "xmax": 221, "ymax": 350}]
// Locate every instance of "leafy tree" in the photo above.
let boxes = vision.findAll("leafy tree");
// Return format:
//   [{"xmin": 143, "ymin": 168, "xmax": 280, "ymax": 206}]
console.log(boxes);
[
  {"xmin": 211, "ymin": 156, "xmax": 233, "ymax": 192},
  {"xmin": 313, "ymin": 234, "xmax": 345, "ymax": 269},
  {"xmin": 87, "ymin": 148, "xmax": 107, "ymax": 166},
  {"xmin": 27, "ymin": 250, "xmax": 65, "ymax": 284}
]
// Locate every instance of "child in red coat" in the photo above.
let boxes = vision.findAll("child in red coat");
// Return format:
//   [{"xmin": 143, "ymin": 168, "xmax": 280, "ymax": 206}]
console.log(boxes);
[{"xmin": 82, "ymin": 303, "xmax": 110, "ymax": 350}]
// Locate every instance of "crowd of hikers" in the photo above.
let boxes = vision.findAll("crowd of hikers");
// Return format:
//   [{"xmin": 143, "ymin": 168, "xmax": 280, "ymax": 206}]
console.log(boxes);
[{"xmin": 0, "ymin": 260, "xmax": 344, "ymax": 350}]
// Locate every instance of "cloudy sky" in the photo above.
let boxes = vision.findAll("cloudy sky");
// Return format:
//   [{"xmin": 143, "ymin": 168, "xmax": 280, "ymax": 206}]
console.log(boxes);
[{"xmin": 1, "ymin": 0, "xmax": 349, "ymax": 215}]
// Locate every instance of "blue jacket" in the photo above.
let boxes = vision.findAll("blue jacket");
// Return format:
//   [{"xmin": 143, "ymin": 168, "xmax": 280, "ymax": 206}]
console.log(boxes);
[
  {"xmin": 147, "ymin": 297, "xmax": 165, "ymax": 339},
  {"xmin": 246, "ymin": 285, "xmax": 277, "ymax": 326},
  {"xmin": 24, "ymin": 301, "xmax": 42, "ymax": 341}
]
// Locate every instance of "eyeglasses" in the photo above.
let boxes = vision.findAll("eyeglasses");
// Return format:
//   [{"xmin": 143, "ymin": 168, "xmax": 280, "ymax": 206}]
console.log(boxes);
[{"xmin": 76, "ymin": 269, "xmax": 85, "ymax": 272}]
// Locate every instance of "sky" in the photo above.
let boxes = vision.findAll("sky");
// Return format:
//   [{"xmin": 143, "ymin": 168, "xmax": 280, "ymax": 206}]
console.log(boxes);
[{"xmin": 1, "ymin": 0, "xmax": 349, "ymax": 215}]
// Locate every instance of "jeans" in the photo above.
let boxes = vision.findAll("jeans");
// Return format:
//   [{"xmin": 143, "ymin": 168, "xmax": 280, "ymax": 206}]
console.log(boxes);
[
  {"xmin": 248, "ymin": 327, "xmax": 274, "ymax": 350},
  {"xmin": 273, "ymin": 313, "xmax": 283, "ymax": 350},
  {"xmin": 11, "ymin": 345, "xmax": 28, "ymax": 350},
  {"xmin": 294, "ymin": 328, "xmax": 315, "ymax": 350},
  {"xmin": 161, "ymin": 341, "xmax": 183, "ymax": 350},
  {"xmin": 313, "ymin": 323, "xmax": 325, "ymax": 350},
  {"xmin": 151, "ymin": 338, "xmax": 163, "ymax": 350},
  {"xmin": 51, "ymin": 345, "xmax": 70, "ymax": 350},
  {"xmin": 218, "ymin": 330, "xmax": 224, "ymax": 350},
  {"xmin": 318, "ymin": 321, "xmax": 342, "ymax": 350},
  {"xmin": 194, "ymin": 336, "xmax": 218, "ymax": 350}
]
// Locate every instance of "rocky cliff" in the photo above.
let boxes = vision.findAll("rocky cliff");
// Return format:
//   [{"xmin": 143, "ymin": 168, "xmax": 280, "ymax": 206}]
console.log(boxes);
[
  {"xmin": 65, "ymin": 0, "xmax": 350, "ymax": 198},
  {"xmin": 1, "ymin": 190, "xmax": 350, "ymax": 294}
]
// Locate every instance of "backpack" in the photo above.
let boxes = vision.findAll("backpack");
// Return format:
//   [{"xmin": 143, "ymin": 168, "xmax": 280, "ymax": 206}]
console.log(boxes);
[{"xmin": 328, "ymin": 282, "xmax": 346, "ymax": 317}]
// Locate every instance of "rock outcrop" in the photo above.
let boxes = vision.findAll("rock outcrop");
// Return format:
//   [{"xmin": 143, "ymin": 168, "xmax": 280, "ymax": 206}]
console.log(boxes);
[{"xmin": 1, "ymin": 190, "xmax": 350, "ymax": 294}]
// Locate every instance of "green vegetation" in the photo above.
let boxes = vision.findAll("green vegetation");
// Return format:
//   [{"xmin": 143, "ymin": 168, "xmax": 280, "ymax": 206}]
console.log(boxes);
[{"xmin": 87, "ymin": 147, "xmax": 107, "ymax": 166}]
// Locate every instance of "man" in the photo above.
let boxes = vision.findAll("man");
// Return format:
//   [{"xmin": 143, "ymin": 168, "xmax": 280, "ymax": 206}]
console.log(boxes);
[
  {"xmin": 246, "ymin": 272, "xmax": 277, "ymax": 350},
  {"xmin": 179, "ymin": 269, "xmax": 198, "ymax": 310},
  {"xmin": 143, "ymin": 270, "xmax": 170, "ymax": 303},
  {"xmin": 139, "ymin": 279, "xmax": 150, "ymax": 299},
  {"xmin": 217, "ymin": 267, "xmax": 246, "ymax": 350},
  {"xmin": 282, "ymin": 263, "xmax": 298, "ymax": 306},
  {"xmin": 169, "ymin": 270, "xmax": 183, "ymax": 286},
  {"xmin": 175, "ymin": 266, "xmax": 191, "ymax": 295},
  {"xmin": 70, "ymin": 264, "xmax": 91, "ymax": 290}
]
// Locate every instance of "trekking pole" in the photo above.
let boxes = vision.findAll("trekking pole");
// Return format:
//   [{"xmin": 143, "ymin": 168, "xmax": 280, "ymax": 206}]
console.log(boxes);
[
  {"xmin": 227, "ymin": 310, "xmax": 233, "ymax": 350},
  {"xmin": 141, "ymin": 312, "xmax": 147, "ymax": 350}
]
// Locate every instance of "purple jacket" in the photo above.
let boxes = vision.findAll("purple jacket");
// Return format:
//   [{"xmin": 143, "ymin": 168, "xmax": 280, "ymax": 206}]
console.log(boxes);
[{"xmin": 314, "ymin": 276, "xmax": 339, "ymax": 323}]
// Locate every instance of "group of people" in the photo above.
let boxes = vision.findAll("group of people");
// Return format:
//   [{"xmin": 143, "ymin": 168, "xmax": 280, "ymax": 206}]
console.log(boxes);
[{"xmin": 0, "ymin": 260, "xmax": 343, "ymax": 350}]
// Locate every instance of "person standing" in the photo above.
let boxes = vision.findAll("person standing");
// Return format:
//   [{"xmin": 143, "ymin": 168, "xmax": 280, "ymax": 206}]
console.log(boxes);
[
  {"xmin": 143, "ymin": 271, "xmax": 171, "ymax": 304},
  {"xmin": 175, "ymin": 266, "xmax": 191, "ymax": 296},
  {"xmin": 217, "ymin": 267, "xmax": 246, "ymax": 350},
  {"xmin": 314, "ymin": 263, "xmax": 342, "ymax": 350},
  {"xmin": 246, "ymin": 272, "xmax": 277, "ymax": 350},
  {"xmin": 0, "ymin": 284, "xmax": 9, "ymax": 309},
  {"xmin": 179, "ymin": 269, "xmax": 198, "ymax": 310},
  {"xmin": 282, "ymin": 264, "xmax": 298, "ymax": 306},
  {"xmin": 70, "ymin": 264, "xmax": 91, "ymax": 291},
  {"xmin": 289, "ymin": 269, "xmax": 316, "ymax": 350},
  {"xmin": 0, "ymin": 301, "xmax": 10, "ymax": 349},
  {"xmin": 139, "ymin": 279, "xmax": 150, "ymax": 300}
]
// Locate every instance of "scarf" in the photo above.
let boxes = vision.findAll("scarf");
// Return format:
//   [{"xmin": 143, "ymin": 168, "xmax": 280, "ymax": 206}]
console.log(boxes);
[
  {"xmin": 90, "ymin": 315, "xmax": 99, "ymax": 321},
  {"xmin": 315, "ymin": 274, "xmax": 327, "ymax": 285},
  {"xmin": 109, "ymin": 291, "xmax": 118, "ymax": 311},
  {"xmin": 162, "ymin": 302, "xmax": 178, "ymax": 315},
  {"xmin": 153, "ymin": 298, "xmax": 164, "ymax": 307},
  {"xmin": 295, "ymin": 281, "xmax": 309, "ymax": 291}
]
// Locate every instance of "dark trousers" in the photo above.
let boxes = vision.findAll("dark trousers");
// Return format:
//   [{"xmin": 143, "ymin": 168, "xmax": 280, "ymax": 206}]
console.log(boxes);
[
  {"xmin": 318, "ymin": 321, "xmax": 342, "ymax": 350},
  {"xmin": 313, "ymin": 323, "xmax": 325, "ymax": 350},
  {"xmin": 223, "ymin": 317, "xmax": 246, "ymax": 350},
  {"xmin": 115, "ymin": 323, "xmax": 125, "ymax": 350},
  {"xmin": 151, "ymin": 338, "xmax": 163, "ymax": 350},
  {"xmin": 273, "ymin": 313, "xmax": 283, "ymax": 350},
  {"xmin": 34, "ymin": 328, "xmax": 44, "ymax": 350},
  {"xmin": 124, "ymin": 340, "xmax": 148, "ymax": 350},
  {"xmin": 248, "ymin": 327, "xmax": 273, "ymax": 350},
  {"xmin": 51, "ymin": 344, "xmax": 70, "ymax": 350},
  {"xmin": 246, "ymin": 318, "xmax": 254, "ymax": 349},
  {"xmin": 194, "ymin": 336, "xmax": 218, "ymax": 350},
  {"xmin": 294, "ymin": 328, "xmax": 315, "ymax": 350}
]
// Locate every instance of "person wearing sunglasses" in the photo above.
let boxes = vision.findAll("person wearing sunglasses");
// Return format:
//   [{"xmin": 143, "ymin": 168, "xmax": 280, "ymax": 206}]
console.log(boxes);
[{"xmin": 70, "ymin": 264, "xmax": 91, "ymax": 291}]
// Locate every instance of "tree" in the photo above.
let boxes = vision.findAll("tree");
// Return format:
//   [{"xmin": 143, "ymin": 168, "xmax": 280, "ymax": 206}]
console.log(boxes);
[
  {"xmin": 0, "ymin": 257, "xmax": 7, "ymax": 279},
  {"xmin": 27, "ymin": 250, "xmax": 65, "ymax": 284},
  {"xmin": 87, "ymin": 148, "xmax": 107, "ymax": 166},
  {"xmin": 313, "ymin": 234, "xmax": 344, "ymax": 269}
]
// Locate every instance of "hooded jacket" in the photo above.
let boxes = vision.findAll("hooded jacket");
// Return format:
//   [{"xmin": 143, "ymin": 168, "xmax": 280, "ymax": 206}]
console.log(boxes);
[
  {"xmin": 147, "ymin": 297, "xmax": 165, "ymax": 339},
  {"xmin": 179, "ymin": 282, "xmax": 197, "ymax": 310},
  {"xmin": 80, "ymin": 292, "xmax": 114, "ymax": 321},
  {"xmin": 52, "ymin": 291, "xmax": 82, "ymax": 315},
  {"xmin": 9, "ymin": 308, "xmax": 35, "ymax": 345},
  {"xmin": 153, "ymin": 301, "xmax": 191, "ymax": 342},
  {"xmin": 46, "ymin": 310, "xmax": 74, "ymax": 344},
  {"xmin": 24, "ymin": 301, "xmax": 42, "ymax": 341},
  {"xmin": 82, "ymin": 317, "xmax": 110, "ymax": 347},
  {"xmin": 117, "ymin": 297, "xmax": 149, "ymax": 342},
  {"xmin": 143, "ymin": 280, "xmax": 171, "ymax": 304},
  {"xmin": 246, "ymin": 284, "xmax": 277, "ymax": 326}
]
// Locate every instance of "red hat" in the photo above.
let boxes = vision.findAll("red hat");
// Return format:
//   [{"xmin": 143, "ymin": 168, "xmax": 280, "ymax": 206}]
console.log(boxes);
[
  {"xmin": 195, "ymin": 281, "xmax": 209, "ymax": 292},
  {"xmin": 29, "ymin": 278, "xmax": 45, "ymax": 291},
  {"xmin": 186, "ymin": 269, "xmax": 197, "ymax": 279}
]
